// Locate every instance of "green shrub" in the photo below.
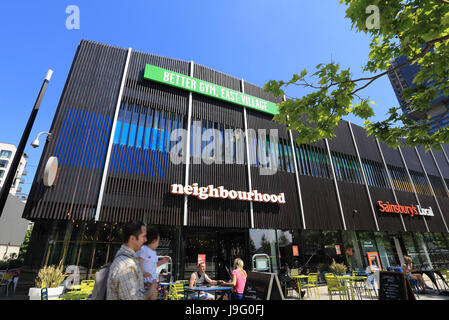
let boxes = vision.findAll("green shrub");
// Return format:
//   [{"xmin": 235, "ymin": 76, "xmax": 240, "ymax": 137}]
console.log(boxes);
[
  {"xmin": 35, "ymin": 261, "xmax": 65, "ymax": 288},
  {"xmin": 329, "ymin": 259, "xmax": 347, "ymax": 274}
]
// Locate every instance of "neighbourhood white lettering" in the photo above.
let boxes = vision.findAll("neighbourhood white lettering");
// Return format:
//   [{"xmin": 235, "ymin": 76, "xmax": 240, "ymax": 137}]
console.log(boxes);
[{"xmin": 171, "ymin": 183, "xmax": 286, "ymax": 204}]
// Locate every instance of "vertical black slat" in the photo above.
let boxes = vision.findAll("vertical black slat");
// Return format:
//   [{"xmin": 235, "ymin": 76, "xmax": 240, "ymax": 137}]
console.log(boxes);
[
  {"xmin": 47, "ymin": 43, "xmax": 95, "ymax": 220},
  {"xmin": 71, "ymin": 108, "xmax": 96, "ymax": 220},
  {"xmin": 78, "ymin": 44, "xmax": 113, "ymax": 219},
  {"xmin": 60, "ymin": 43, "xmax": 103, "ymax": 220},
  {"xmin": 417, "ymin": 146, "xmax": 439, "ymax": 176},
  {"xmin": 131, "ymin": 50, "xmax": 144, "ymax": 223},
  {"xmin": 135, "ymin": 107, "xmax": 146, "ymax": 222},
  {"xmin": 84, "ymin": 46, "xmax": 122, "ymax": 219},
  {"xmin": 23, "ymin": 41, "xmax": 82, "ymax": 220},
  {"xmin": 247, "ymin": 108, "xmax": 302, "ymax": 230}
]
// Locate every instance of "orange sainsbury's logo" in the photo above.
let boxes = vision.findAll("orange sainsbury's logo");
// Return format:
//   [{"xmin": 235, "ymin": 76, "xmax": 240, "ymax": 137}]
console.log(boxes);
[{"xmin": 377, "ymin": 201, "xmax": 434, "ymax": 217}]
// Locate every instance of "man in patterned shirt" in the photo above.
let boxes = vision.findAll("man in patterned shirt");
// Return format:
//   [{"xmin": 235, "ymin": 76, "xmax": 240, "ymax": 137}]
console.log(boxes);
[{"xmin": 107, "ymin": 221, "xmax": 157, "ymax": 300}]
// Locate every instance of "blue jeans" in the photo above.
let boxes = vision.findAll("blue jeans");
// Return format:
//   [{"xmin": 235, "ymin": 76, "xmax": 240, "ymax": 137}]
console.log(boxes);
[{"xmin": 231, "ymin": 292, "xmax": 243, "ymax": 300}]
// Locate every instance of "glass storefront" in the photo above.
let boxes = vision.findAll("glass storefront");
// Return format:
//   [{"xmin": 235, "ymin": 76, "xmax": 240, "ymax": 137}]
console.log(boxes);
[
  {"xmin": 402, "ymin": 232, "xmax": 422, "ymax": 267},
  {"xmin": 342, "ymin": 231, "xmax": 364, "ymax": 272},
  {"xmin": 32, "ymin": 219, "xmax": 449, "ymax": 283},
  {"xmin": 183, "ymin": 229, "xmax": 247, "ymax": 280},
  {"xmin": 357, "ymin": 231, "xmax": 379, "ymax": 272},
  {"xmin": 374, "ymin": 232, "xmax": 399, "ymax": 270},
  {"xmin": 423, "ymin": 233, "xmax": 449, "ymax": 270},
  {"xmin": 249, "ymin": 229, "xmax": 279, "ymax": 273}
]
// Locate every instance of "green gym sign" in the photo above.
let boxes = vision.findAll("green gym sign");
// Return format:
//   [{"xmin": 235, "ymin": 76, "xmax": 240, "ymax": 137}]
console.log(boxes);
[{"xmin": 143, "ymin": 64, "xmax": 279, "ymax": 115}]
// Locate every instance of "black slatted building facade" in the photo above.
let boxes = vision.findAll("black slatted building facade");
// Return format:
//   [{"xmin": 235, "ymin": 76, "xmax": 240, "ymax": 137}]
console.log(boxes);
[{"xmin": 16, "ymin": 41, "xmax": 449, "ymax": 296}]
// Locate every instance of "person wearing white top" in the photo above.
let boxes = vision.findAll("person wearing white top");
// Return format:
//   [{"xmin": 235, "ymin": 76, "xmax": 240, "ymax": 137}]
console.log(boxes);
[{"xmin": 137, "ymin": 227, "xmax": 169, "ymax": 285}]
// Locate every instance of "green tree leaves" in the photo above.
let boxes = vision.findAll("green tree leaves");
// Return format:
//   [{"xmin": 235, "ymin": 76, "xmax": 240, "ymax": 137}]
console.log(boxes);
[{"xmin": 265, "ymin": 0, "xmax": 449, "ymax": 150}]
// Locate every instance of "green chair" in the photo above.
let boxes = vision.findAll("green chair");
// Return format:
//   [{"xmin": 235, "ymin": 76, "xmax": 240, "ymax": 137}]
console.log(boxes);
[
  {"xmin": 325, "ymin": 273, "xmax": 349, "ymax": 300},
  {"xmin": 167, "ymin": 281, "xmax": 185, "ymax": 300},
  {"xmin": 302, "ymin": 273, "xmax": 320, "ymax": 298},
  {"xmin": 290, "ymin": 269, "xmax": 299, "ymax": 277},
  {"xmin": 0, "ymin": 273, "xmax": 14, "ymax": 297}
]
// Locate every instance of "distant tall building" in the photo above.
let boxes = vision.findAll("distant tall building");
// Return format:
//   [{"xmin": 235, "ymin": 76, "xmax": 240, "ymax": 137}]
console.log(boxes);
[
  {"xmin": 0, "ymin": 143, "xmax": 27, "ymax": 196},
  {"xmin": 388, "ymin": 56, "xmax": 449, "ymax": 134}
]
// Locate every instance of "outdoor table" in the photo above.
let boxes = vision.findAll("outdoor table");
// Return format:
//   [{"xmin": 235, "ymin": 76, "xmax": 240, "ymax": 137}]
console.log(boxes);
[
  {"xmin": 158, "ymin": 282, "xmax": 174, "ymax": 300},
  {"xmin": 348, "ymin": 276, "xmax": 368, "ymax": 300},
  {"xmin": 291, "ymin": 275, "xmax": 309, "ymax": 299},
  {"xmin": 336, "ymin": 275, "xmax": 356, "ymax": 300},
  {"xmin": 412, "ymin": 270, "xmax": 448, "ymax": 292},
  {"xmin": 184, "ymin": 286, "xmax": 233, "ymax": 300},
  {"xmin": 159, "ymin": 282, "xmax": 172, "ymax": 287}
]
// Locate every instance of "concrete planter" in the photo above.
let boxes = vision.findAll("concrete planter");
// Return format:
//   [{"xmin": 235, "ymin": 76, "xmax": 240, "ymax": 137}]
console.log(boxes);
[{"xmin": 28, "ymin": 286, "xmax": 64, "ymax": 300}]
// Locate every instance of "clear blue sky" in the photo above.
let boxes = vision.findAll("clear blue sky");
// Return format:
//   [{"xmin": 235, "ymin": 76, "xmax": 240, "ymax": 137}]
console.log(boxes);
[{"xmin": 0, "ymin": 1, "xmax": 399, "ymax": 195}]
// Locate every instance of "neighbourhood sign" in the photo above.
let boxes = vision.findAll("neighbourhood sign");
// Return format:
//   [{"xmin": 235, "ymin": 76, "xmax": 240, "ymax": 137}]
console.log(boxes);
[
  {"xmin": 170, "ymin": 183, "xmax": 286, "ymax": 204},
  {"xmin": 144, "ymin": 64, "xmax": 279, "ymax": 115}
]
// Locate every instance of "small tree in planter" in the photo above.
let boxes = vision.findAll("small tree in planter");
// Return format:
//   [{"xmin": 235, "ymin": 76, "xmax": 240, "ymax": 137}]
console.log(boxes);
[
  {"xmin": 29, "ymin": 261, "xmax": 66, "ymax": 300},
  {"xmin": 329, "ymin": 259, "xmax": 347, "ymax": 276}
]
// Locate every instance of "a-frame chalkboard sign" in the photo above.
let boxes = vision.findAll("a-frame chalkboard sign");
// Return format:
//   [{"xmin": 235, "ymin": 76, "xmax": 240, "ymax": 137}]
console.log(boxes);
[
  {"xmin": 242, "ymin": 272, "xmax": 285, "ymax": 300},
  {"xmin": 379, "ymin": 271, "xmax": 416, "ymax": 300}
]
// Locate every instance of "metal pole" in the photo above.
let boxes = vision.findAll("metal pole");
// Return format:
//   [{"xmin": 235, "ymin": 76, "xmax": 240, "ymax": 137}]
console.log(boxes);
[
  {"xmin": 325, "ymin": 138, "xmax": 347, "ymax": 230},
  {"xmin": 183, "ymin": 61, "xmax": 194, "ymax": 226},
  {"xmin": 285, "ymin": 96, "xmax": 306, "ymax": 229},
  {"xmin": 347, "ymin": 121, "xmax": 379, "ymax": 231},
  {"xmin": 241, "ymin": 79, "xmax": 255, "ymax": 229},
  {"xmin": 95, "ymin": 48, "xmax": 132, "ymax": 221},
  {"xmin": 0, "ymin": 70, "xmax": 53, "ymax": 217}
]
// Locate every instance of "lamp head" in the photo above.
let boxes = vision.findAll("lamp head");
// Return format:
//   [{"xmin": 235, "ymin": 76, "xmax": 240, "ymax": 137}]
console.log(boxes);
[{"xmin": 31, "ymin": 138, "xmax": 40, "ymax": 148}]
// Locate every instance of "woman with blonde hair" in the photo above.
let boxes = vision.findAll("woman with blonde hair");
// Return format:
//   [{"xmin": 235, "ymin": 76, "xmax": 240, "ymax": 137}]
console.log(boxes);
[
  {"xmin": 222, "ymin": 258, "xmax": 247, "ymax": 300},
  {"xmin": 402, "ymin": 256, "xmax": 431, "ymax": 293}
]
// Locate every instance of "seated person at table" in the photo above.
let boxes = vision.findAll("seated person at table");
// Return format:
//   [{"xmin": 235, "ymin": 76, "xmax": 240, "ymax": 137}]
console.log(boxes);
[
  {"xmin": 402, "ymin": 256, "xmax": 432, "ymax": 293},
  {"xmin": 278, "ymin": 263, "xmax": 305, "ymax": 298},
  {"xmin": 159, "ymin": 269, "xmax": 169, "ymax": 282},
  {"xmin": 189, "ymin": 262, "xmax": 223, "ymax": 300},
  {"xmin": 221, "ymin": 258, "xmax": 247, "ymax": 300},
  {"xmin": 158, "ymin": 269, "xmax": 169, "ymax": 300}
]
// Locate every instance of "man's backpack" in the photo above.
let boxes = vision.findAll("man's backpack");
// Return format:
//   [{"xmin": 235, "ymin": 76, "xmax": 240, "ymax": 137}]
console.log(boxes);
[
  {"xmin": 88, "ymin": 263, "xmax": 112, "ymax": 300},
  {"xmin": 89, "ymin": 252, "xmax": 128, "ymax": 300}
]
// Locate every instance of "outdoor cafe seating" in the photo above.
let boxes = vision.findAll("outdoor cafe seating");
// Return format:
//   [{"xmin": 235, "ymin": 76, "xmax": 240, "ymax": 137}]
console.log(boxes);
[{"xmin": 61, "ymin": 279, "xmax": 95, "ymax": 300}]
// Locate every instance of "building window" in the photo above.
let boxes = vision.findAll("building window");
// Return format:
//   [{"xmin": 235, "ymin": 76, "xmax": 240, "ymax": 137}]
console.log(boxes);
[
  {"xmin": 429, "ymin": 175, "xmax": 448, "ymax": 197},
  {"xmin": 113, "ymin": 102, "xmax": 184, "ymax": 153},
  {"xmin": 362, "ymin": 159, "xmax": 389, "ymax": 189},
  {"xmin": 409, "ymin": 170, "xmax": 432, "ymax": 196},
  {"xmin": 0, "ymin": 170, "xmax": 4, "ymax": 178},
  {"xmin": 331, "ymin": 151, "xmax": 364, "ymax": 184},
  {"xmin": 0, "ymin": 160, "xmax": 8, "ymax": 168},
  {"xmin": 190, "ymin": 119, "xmax": 246, "ymax": 165},
  {"xmin": 388, "ymin": 165, "xmax": 413, "ymax": 193},
  {"xmin": 0, "ymin": 150, "xmax": 12, "ymax": 159},
  {"xmin": 295, "ymin": 144, "xmax": 332, "ymax": 179}
]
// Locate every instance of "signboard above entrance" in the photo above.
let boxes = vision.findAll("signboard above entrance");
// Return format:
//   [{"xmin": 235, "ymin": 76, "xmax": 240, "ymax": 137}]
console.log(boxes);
[
  {"xmin": 377, "ymin": 200, "xmax": 434, "ymax": 217},
  {"xmin": 143, "ymin": 64, "xmax": 279, "ymax": 115}
]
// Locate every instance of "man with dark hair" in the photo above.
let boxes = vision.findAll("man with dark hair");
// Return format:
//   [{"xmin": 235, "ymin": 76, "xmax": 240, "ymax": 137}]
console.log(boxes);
[{"xmin": 107, "ymin": 221, "xmax": 157, "ymax": 300}]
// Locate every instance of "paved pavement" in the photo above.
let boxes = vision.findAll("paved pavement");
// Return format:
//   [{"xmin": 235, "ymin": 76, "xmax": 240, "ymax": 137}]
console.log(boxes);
[
  {"xmin": 2, "ymin": 277, "xmax": 448, "ymax": 300},
  {"xmin": 284, "ymin": 277, "xmax": 449, "ymax": 301}
]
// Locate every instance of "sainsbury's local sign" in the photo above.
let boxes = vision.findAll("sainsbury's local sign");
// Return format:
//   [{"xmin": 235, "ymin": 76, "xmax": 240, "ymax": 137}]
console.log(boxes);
[
  {"xmin": 143, "ymin": 64, "xmax": 279, "ymax": 115},
  {"xmin": 377, "ymin": 201, "xmax": 434, "ymax": 217}
]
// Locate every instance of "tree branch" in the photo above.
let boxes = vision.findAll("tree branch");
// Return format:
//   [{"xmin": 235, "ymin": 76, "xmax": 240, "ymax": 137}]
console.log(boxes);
[{"xmin": 349, "ymin": 34, "xmax": 449, "ymax": 96}]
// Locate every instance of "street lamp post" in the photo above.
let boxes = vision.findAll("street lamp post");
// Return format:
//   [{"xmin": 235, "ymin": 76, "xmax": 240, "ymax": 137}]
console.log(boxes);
[{"xmin": 0, "ymin": 69, "xmax": 53, "ymax": 217}]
